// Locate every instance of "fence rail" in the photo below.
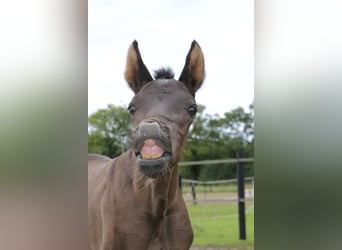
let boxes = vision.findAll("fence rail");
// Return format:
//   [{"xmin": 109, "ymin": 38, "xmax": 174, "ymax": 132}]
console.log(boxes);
[
  {"xmin": 182, "ymin": 177, "xmax": 254, "ymax": 185},
  {"xmin": 178, "ymin": 158, "xmax": 254, "ymax": 166}
]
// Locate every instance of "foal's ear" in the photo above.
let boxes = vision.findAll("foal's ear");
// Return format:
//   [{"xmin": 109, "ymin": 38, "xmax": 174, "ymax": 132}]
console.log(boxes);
[
  {"xmin": 125, "ymin": 40, "xmax": 153, "ymax": 93},
  {"xmin": 179, "ymin": 40, "xmax": 205, "ymax": 96}
]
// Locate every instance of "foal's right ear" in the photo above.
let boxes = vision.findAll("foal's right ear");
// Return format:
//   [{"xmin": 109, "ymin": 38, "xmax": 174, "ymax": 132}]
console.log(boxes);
[
  {"xmin": 179, "ymin": 41, "xmax": 205, "ymax": 96},
  {"xmin": 125, "ymin": 40, "xmax": 153, "ymax": 93}
]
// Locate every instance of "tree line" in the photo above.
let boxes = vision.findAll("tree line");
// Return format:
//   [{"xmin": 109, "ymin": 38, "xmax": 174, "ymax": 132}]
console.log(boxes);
[{"xmin": 88, "ymin": 104, "xmax": 254, "ymax": 181}]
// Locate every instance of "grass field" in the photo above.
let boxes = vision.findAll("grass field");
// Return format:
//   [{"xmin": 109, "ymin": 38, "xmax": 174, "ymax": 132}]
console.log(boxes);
[{"xmin": 187, "ymin": 203, "xmax": 254, "ymax": 250}]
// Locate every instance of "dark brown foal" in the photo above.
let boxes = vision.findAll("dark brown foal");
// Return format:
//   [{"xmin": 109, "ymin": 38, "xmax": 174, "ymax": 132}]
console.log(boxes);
[{"xmin": 88, "ymin": 40, "xmax": 205, "ymax": 250}]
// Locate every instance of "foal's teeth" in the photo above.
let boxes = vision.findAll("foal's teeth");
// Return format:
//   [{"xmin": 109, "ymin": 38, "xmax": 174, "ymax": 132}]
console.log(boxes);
[
  {"xmin": 140, "ymin": 139, "xmax": 164, "ymax": 160},
  {"xmin": 141, "ymin": 152, "xmax": 163, "ymax": 159}
]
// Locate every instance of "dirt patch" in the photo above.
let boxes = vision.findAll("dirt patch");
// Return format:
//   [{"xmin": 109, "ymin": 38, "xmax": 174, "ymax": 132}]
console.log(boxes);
[
  {"xmin": 190, "ymin": 247, "xmax": 250, "ymax": 250},
  {"xmin": 183, "ymin": 191, "xmax": 254, "ymax": 205}
]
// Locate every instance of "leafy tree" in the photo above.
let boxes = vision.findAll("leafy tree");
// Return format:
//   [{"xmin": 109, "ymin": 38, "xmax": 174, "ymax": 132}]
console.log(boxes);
[
  {"xmin": 88, "ymin": 105, "xmax": 132, "ymax": 158},
  {"xmin": 180, "ymin": 104, "xmax": 254, "ymax": 180}
]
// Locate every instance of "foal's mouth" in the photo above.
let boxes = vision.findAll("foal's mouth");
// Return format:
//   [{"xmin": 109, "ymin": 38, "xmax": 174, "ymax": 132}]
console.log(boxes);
[
  {"xmin": 131, "ymin": 120, "xmax": 173, "ymax": 178},
  {"xmin": 136, "ymin": 139, "xmax": 171, "ymax": 160},
  {"xmin": 134, "ymin": 138, "xmax": 172, "ymax": 178}
]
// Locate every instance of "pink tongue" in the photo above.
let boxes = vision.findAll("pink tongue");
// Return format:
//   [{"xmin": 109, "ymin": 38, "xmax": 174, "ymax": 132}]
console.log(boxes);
[{"xmin": 140, "ymin": 139, "xmax": 164, "ymax": 159}]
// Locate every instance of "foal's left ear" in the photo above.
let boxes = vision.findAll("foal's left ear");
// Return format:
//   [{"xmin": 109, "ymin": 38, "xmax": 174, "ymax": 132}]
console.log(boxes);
[
  {"xmin": 125, "ymin": 40, "xmax": 153, "ymax": 93},
  {"xmin": 179, "ymin": 41, "xmax": 205, "ymax": 96}
]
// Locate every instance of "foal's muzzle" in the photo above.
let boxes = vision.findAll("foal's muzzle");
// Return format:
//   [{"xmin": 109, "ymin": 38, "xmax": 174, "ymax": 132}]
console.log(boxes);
[{"xmin": 132, "ymin": 120, "xmax": 172, "ymax": 178}]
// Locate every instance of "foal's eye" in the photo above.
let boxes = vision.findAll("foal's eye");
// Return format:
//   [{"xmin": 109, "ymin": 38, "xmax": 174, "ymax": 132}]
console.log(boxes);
[
  {"xmin": 127, "ymin": 105, "xmax": 136, "ymax": 115},
  {"xmin": 188, "ymin": 105, "xmax": 198, "ymax": 118}
]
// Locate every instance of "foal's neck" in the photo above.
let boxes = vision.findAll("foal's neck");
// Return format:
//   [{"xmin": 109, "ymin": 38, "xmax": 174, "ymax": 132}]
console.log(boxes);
[{"xmin": 133, "ymin": 164, "xmax": 179, "ymax": 218}]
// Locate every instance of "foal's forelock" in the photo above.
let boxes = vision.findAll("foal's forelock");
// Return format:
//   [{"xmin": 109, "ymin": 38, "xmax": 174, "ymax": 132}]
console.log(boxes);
[{"xmin": 153, "ymin": 68, "xmax": 175, "ymax": 80}]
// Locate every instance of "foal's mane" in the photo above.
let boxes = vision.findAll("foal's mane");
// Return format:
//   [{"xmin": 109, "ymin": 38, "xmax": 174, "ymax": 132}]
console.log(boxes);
[{"xmin": 153, "ymin": 67, "xmax": 175, "ymax": 79}]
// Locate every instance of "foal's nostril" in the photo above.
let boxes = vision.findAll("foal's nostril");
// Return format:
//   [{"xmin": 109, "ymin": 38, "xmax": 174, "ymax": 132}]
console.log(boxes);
[{"xmin": 139, "ymin": 121, "xmax": 161, "ymax": 138}]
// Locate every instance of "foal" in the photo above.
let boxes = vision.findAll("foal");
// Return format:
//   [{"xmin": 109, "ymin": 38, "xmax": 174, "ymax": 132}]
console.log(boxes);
[{"xmin": 88, "ymin": 40, "xmax": 205, "ymax": 250}]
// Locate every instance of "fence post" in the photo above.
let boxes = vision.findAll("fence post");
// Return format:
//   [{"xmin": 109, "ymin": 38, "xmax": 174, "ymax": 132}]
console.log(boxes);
[
  {"xmin": 237, "ymin": 151, "xmax": 246, "ymax": 240},
  {"xmin": 178, "ymin": 175, "xmax": 182, "ymax": 190},
  {"xmin": 191, "ymin": 181, "xmax": 197, "ymax": 204}
]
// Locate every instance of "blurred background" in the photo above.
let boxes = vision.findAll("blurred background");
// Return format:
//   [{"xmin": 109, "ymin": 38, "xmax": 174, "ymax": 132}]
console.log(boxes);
[{"xmin": 1, "ymin": 0, "xmax": 341, "ymax": 250}]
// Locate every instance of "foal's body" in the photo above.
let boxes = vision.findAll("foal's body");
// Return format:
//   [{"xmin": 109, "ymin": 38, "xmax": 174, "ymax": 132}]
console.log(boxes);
[
  {"xmin": 88, "ymin": 151, "xmax": 192, "ymax": 249},
  {"xmin": 88, "ymin": 40, "xmax": 205, "ymax": 250}
]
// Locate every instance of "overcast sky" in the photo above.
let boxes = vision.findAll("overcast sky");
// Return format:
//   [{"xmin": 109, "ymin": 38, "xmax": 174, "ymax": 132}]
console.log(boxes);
[{"xmin": 88, "ymin": 0, "xmax": 254, "ymax": 116}]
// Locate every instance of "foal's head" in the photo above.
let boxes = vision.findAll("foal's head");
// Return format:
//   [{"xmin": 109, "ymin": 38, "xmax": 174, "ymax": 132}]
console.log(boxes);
[{"xmin": 125, "ymin": 41, "xmax": 205, "ymax": 179}]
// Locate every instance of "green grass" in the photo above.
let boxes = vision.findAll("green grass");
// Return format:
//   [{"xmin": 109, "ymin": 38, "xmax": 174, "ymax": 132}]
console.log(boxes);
[{"xmin": 187, "ymin": 203, "xmax": 254, "ymax": 249}]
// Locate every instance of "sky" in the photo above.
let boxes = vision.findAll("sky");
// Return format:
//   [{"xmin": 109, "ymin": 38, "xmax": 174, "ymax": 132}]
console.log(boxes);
[{"xmin": 88, "ymin": 0, "xmax": 254, "ymax": 116}]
